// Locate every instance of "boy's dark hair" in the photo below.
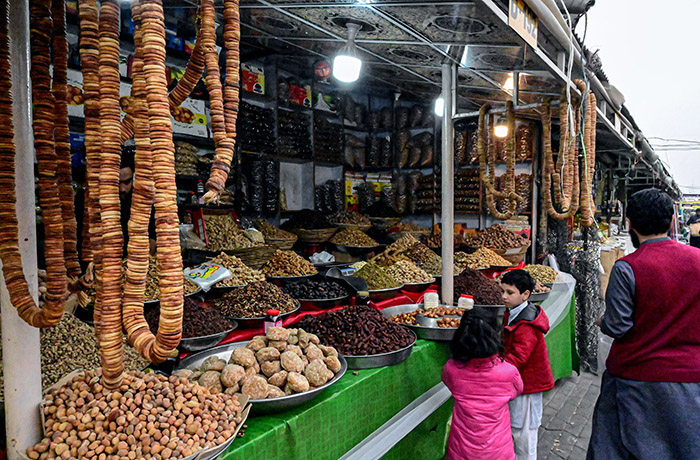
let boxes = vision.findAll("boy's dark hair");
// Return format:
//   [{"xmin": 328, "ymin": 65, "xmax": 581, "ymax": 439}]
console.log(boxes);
[
  {"xmin": 450, "ymin": 308, "xmax": 503, "ymax": 363},
  {"xmin": 501, "ymin": 269, "xmax": 535, "ymax": 294},
  {"xmin": 627, "ymin": 188, "xmax": 674, "ymax": 236},
  {"xmin": 120, "ymin": 145, "xmax": 136, "ymax": 171}
]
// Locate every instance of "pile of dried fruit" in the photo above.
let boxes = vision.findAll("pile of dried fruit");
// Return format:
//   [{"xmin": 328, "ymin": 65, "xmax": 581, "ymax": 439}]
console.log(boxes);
[
  {"xmin": 25, "ymin": 370, "xmax": 245, "ymax": 460},
  {"xmin": 534, "ymin": 280, "xmax": 552, "ymax": 293},
  {"xmin": 389, "ymin": 307, "xmax": 464, "ymax": 328},
  {"xmin": 282, "ymin": 279, "xmax": 349, "ymax": 300},
  {"xmin": 523, "ymin": 264, "xmax": 558, "ymax": 284},
  {"xmin": 330, "ymin": 228, "xmax": 377, "ymax": 247},
  {"xmin": 205, "ymin": 214, "xmax": 260, "ymax": 251},
  {"xmin": 255, "ymin": 219, "xmax": 297, "ymax": 241},
  {"xmin": 295, "ymin": 306, "xmax": 415, "ymax": 355},
  {"xmin": 213, "ymin": 281, "xmax": 297, "ymax": 319},
  {"xmin": 262, "ymin": 250, "xmax": 317, "ymax": 277},
  {"xmin": 175, "ymin": 141, "xmax": 206, "ymax": 176},
  {"xmin": 454, "ymin": 248, "xmax": 511, "ymax": 271},
  {"xmin": 353, "ymin": 262, "xmax": 401, "ymax": 290},
  {"xmin": 386, "ymin": 260, "xmax": 434, "ymax": 284},
  {"xmin": 208, "ymin": 252, "xmax": 265, "ymax": 286},
  {"xmin": 179, "ymin": 327, "xmax": 342, "ymax": 399},
  {"xmin": 370, "ymin": 234, "xmax": 419, "ymax": 267},
  {"xmin": 0, "ymin": 314, "xmax": 148, "ymax": 402},
  {"xmin": 454, "ymin": 268, "xmax": 504, "ymax": 305},
  {"xmin": 403, "ymin": 243, "xmax": 443, "ymax": 276},
  {"xmin": 328, "ymin": 210, "xmax": 370, "ymax": 226},
  {"xmin": 463, "ymin": 224, "xmax": 529, "ymax": 249},
  {"xmin": 146, "ymin": 298, "xmax": 233, "ymax": 339},
  {"xmin": 395, "ymin": 222, "xmax": 426, "ymax": 233}
]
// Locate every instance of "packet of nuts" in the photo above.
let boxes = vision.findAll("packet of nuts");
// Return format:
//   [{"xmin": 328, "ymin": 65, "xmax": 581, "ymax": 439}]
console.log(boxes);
[{"xmin": 184, "ymin": 262, "xmax": 233, "ymax": 292}]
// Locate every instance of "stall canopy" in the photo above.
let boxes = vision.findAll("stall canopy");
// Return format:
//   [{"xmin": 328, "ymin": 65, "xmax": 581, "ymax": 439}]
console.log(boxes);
[{"xmin": 162, "ymin": 0, "xmax": 680, "ymax": 198}]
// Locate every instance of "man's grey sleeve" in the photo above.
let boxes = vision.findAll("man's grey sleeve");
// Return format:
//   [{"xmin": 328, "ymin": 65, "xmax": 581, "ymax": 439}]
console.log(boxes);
[{"xmin": 600, "ymin": 260, "xmax": 636, "ymax": 339}]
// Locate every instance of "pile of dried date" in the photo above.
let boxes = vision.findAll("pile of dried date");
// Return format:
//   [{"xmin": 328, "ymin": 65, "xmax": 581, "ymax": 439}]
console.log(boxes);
[{"xmin": 213, "ymin": 281, "xmax": 297, "ymax": 319}]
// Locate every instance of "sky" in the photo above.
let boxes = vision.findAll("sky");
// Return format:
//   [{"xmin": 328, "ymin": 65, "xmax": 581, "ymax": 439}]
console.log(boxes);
[{"xmin": 581, "ymin": 0, "xmax": 700, "ymax": 195}]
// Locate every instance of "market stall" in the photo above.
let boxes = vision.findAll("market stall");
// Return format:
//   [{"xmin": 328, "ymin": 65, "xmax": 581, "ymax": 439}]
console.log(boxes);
[{"xmin": 0, "ymin": 0, "xmax": 683, "ymax": 458}]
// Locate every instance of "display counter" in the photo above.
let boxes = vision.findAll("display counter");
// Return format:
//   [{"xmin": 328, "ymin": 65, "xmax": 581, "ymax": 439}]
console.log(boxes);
[{"xmin": 213, "ymin": 276, "xmax": 578, "ymax": 459}]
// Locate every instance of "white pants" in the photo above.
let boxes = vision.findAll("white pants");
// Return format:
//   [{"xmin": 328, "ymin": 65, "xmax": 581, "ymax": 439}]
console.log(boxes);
[{"xmin": 509, "ymin": 392, "xmax": 543, "ymax": 460}]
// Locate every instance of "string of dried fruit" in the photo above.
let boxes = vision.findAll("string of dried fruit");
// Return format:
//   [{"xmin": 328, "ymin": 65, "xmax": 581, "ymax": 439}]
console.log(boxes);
[
  {"xmin": 540, "ymin": 98, "xmax": 580, "ymax": 221},
  {"xmin": 552, "ymin": 96, "xmax": 569, "ymax": 208},
  {"xmin": 96, "ymin": 0, "xmax": 125, "ymax": 387},
  {"xmin": 27, "ymin": 0, "xmax": 69, "ymax": 327},
  {"xmin": 222, "ymin": 0, "xmax": 240, "ymax": 138},
  {"xmin": 122, "ymin": 1, "xmax": 156, "ymax": 360},
  {"xmin": 201, "ymin": 0, "xmax": 235, "ymax": 202},
  {"xmin": 0, "ymin": 0, "xmax": 57, "ymax": 327},
  {"xmin": 135, "ymin": 0, "xmax": 184, "ymax": 362},
  {"xmin": 579, "ymin": 83, "xmax": 597, "ymax": 228},
  {"xmin": 478, "ymin": 102, "xmax": 522, "ymax": 220},
  {"xmin": 79, "ymin": 0, "xmax": 100, "ymax": 260},
  {"xmin": 120, "ymin": 0, "xmax": 205, "ymax": 142}
]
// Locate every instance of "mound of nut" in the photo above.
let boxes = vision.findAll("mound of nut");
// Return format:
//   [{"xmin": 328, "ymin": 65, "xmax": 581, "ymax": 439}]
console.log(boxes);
[
  {"xmin": 25, "ymin": 370, "xmax": 244, "ymax": 460},
  {"xmin": 262, "ymin": 250, "xmax": 317, "ymax": 277},
  {"xmin": 454, "ymin": 248, "xmax": 511, "ymax": 271},
  {"xmin": 208, "ymin": 252, "xmax": 265, "ymax": 287},
  {"xmin": 523, "ymin": 264, "xmax": 558, "ymax": 284},
  {"xmin": 205, "ymin": 214, "xmax": 261, "ymax": 251},
  {"xmin": 179, "ymin": 327, "xmax": 342, "ymax": 400},
  {"xmin": 330, "ymin": 228, "xmax": 377, "ymax": 247},
  {"xmin": 213, "ymin": 281, "xmax": 297, "ymax": 319},
  {"xmin": 386, "ymin": 260, "xmax": 434, "ymax": 284},
  {"xmin": 389, "ymin": 307, "xmax": 465, "ymax": 329}
]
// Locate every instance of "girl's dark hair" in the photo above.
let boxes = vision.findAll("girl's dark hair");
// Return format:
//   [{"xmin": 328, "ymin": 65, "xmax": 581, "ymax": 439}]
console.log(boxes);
[
  {"xmin": 501, "ymin": 269, "xmax": 535, "ymax": 294},
  {"xmin": 450, "ymin": 307, "xmax": 503, "ymax": 362},
  {"xmin": 628, "ymin": 188, "xmax": 674, "ymax": 236}
]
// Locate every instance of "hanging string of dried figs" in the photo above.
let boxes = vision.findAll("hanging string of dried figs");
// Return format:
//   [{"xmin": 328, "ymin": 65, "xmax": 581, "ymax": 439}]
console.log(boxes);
[
  {"xmin": 578, "ymin": 80, "xmax": 597, "ymax": 228},
  {"xmin": 478, "ymin": 101, "xmax": 522, "ymax": 220}
]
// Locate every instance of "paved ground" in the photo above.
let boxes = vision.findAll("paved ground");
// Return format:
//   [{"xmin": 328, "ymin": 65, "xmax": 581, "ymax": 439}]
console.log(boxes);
[{"xmin": 538, "ymin": 371, "xmax": 602, "ymax": 460}]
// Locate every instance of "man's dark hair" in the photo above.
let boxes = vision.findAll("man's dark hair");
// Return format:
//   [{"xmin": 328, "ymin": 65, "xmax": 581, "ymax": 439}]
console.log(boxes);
[
  {"xmin": 501, "ymin": 269, "xmax": 535, "ymax": 294},
  {"xmin": 450, "ymin": 308, "xmax": 503, "ymax": 363},
  {"xmin": 627, "ymin": 188, "xmax": 674, "ymax": 236},
  {"xmin": 120, "ymin": 145, "xmax": 136, "ymax": 171}
]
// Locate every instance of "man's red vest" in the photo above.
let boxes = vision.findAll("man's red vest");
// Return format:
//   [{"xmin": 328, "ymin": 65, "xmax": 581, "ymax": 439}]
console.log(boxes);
[{"xmin": 606, "ymin": 239, "xmax": 700, "ymax": 382}]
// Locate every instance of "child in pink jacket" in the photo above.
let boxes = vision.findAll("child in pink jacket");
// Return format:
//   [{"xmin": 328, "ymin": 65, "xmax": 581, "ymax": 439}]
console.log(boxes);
[{"xmin": 443, "ymin": 308, "xmax": 524, "ymax": 460}]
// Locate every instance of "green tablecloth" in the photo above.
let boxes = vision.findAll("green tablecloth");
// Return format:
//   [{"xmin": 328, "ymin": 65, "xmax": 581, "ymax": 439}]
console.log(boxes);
[{"xmin": 219, "ymin": 296, "xmax": 578, "ymax": 460}]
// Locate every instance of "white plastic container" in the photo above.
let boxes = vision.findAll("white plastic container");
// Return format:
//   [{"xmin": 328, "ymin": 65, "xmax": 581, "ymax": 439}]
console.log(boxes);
[
  {"xmin": 458, "ymin": 294, "xmax": 474, "ymax": 310},
  {"xmin": 423, "ymin": 290, "xmax": 439, "ymax": 309}
]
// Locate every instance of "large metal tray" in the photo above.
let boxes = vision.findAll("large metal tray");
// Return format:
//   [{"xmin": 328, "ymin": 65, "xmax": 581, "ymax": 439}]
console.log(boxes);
[
  {"xmin": 179, "ymin": 322, "xmax": 238, "ymax": 353},
  {"xmin": 529, "ymin": 290, "xmax": 551, "ymax": 303},
  {"xmin": 380, "ymin": 304, "xmax": 463, "ymax": 341},
  {"xmin": 401, "ymin": 280, "xmax": 435, "ymax": 293},
  {"xmin": 342, "ymin": 328, "xmax": 416, "ymax": 369},
  {"xmin": 176, "ymin": 341, "xmax": 348, "ymax": 415},
  {"xmin": 367, "ymin": 284, "xmax": 405, "ymax": 301},
  {"xmin": 223, "ymin": 300, "xmax": 301, "ymax": 328}
]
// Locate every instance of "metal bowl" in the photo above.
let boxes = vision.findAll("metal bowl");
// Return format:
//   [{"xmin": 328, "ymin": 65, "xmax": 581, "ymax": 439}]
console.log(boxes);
[
  {"xmin": 224, "ymin": 301, "xmax": 301, "ymax": 328},
  {"xmin": 266, "ymin": 273, "xmax": 316, "ymax": 287},
  {"xmin": 176, "ymin": 341, "xmax": 347, "ymax": 415},
  {"xmin": 367, "ymin": 284, "xmax": 405, "ymax": 302},
  {"xmin": 380, "ymin": 304, "xmax": 464, "ymax": 341},
  {"xmin": 341, "ymin": 328, "xmax": 416, "ymax": 369},
  {"xmin": 401, "ymin": 280, "xmax": 435, "ymax": 293},
  {"xmin": 329, "ymin": 243, "xmax": 385, "ymax": 257},
  {"xmin": 529, "ymin": 291, "xmax": 551, "ymax": 303},
  {"xmin": 179, "ymin": 322, "xmax": 238, "ymax": 353}
]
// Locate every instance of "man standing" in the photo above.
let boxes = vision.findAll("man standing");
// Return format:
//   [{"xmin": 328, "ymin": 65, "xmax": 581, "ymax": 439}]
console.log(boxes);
[
  {"xmin": 587, "ymin": 188, "xmax": 700, "ymax": 460},
  {"xmin": 687, "ymin": 208, "xmax": 700, "ymax": 248}
]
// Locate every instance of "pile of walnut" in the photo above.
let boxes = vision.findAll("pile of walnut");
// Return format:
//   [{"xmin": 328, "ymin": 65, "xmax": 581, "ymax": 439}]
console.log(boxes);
[{"xmin": 179, "ymin": 327, "xmax": 342, "ymax": 400}]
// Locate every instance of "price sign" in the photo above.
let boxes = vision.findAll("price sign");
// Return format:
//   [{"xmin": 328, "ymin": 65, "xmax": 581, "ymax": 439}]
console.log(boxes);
[{"xmin": 508, "ymin": 0, "xmax": 539, "ymax": 50}]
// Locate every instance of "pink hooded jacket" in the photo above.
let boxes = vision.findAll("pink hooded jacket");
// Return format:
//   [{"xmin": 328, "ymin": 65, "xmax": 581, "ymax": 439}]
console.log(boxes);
[{"xmin": 442, "ymin": 355, "xmax": 524, "ymax": 460}]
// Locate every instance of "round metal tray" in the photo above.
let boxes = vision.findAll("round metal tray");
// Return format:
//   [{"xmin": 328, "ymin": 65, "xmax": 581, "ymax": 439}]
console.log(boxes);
[
  {"xmin": 380, "ymin": 304, "xmax": 464, "ymax": 341},
  {"xmin": 529, "ymin": 290, "xmax": 551, "ymax": 303},
  {"xmin": 329, "ymin": 243, "xmax": 385, "ymax": 257},
  {"xmin": 179, "ymin": 322, "xmax": 238, "ymax": 353},
  {"xmin": 341, "ymin": 328, "xmax": 416, "ymax": 369},
  {"xmin": 298, "ymin": 294, "xmax": 351, "ymax": 310},
  {"xmin": 266, "ymin": 273, "xmax": 316, "ymax": 286},
  {"xmin": 401, "ymin": 280, "xmax": 435, "ymax": 293},
  {"xmin": 367, "ymin": 284, "xmax": 405, "ymax": 301},
  {"xmin": 224, "ymin": 301, "xmax": 301, "ymax": 328},
  {"xmin": 176, "ymin": 341, "xmax": 348, "ymax": 415}
]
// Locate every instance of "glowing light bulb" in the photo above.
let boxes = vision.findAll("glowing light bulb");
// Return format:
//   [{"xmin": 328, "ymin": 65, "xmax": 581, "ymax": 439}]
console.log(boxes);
[
  {"xmin": 332, "ymin": 55, "xmax": 362, "ymax": 83},
  {"xmin": 434, "ymin": 97, "xmax": 444, "ymax": 117},
  {"xmin": 494, "ymin": 123, "xmax": 508, "ymax": 138},
  {"xmin": 503, "ymin": 74, "xmax": 514, "ymax": 90}
]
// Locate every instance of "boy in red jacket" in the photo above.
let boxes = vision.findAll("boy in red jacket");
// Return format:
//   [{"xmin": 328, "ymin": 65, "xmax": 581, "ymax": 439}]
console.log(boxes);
[{"xmin": 501, "ymin": 270, "xmax": 555, "ymax": 460}]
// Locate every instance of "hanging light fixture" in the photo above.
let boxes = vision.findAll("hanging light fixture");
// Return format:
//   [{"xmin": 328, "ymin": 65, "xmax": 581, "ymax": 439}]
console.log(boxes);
[
  {"xmin": 333, "ymin": 22, "xmax": 363, "ymax": 83},
  {"xmin": 434, "ymin": 97, "xmax": 445, "ymax": 117},
  {"xmin": 503, "ymin": 73, "xmax": 514, "ymax": 90},
  {"xmin": 494, "ymin": 116, "xmax": 508, "ymax": 138}
]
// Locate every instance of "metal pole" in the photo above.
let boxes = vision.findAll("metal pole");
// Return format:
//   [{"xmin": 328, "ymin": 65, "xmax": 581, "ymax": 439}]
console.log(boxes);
[
  {"xmin": 441, "ymin": 63, "xmax": 455, "ymax": 305},
  {"xmin": 2, "ymin": 1, "xmax": 42, "ymax": 457}
]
